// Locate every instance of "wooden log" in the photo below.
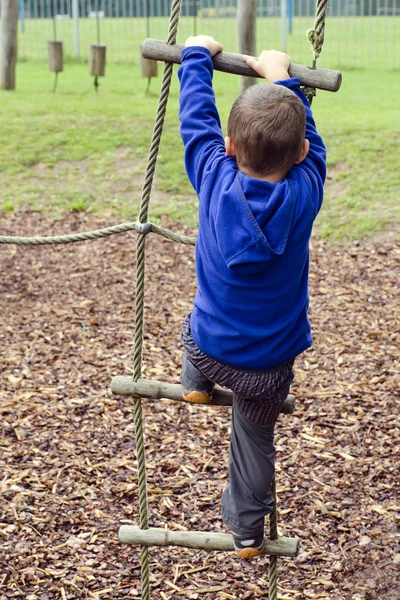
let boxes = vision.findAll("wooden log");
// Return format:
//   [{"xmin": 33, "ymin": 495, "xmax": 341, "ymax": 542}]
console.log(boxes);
[
  {"xmin": 0, "ymin": 0, "xmax": 18, "ymax": 90},
  {"xmin": 237, "ymin": 0, "xmax": 257, "ymax": 92},
  {"xmin": 89, "ymin": 44, "xmax": 106, "ymax": 77},
  {"xmin": 110, "ymin": 377, "xmax": 295, "ymax": 414},
  {"xmin": 142, "ymin": 38, "xmax": 342, "ymax": 93},
  {"xmin": 140, "ymin": 44, "xmax": 158, "ymax": 78},
  {"xmin": 119, "ymin": 526, "xmax": 300, "ymax": 557},
  {"xmin": 48, "ymin": 41, "xmax": 63, "ymax": 73}
]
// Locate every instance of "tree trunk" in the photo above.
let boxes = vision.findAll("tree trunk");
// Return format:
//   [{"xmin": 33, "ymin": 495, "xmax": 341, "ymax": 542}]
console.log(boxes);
[
  {"xmin": 1, "ymin": 0, "xmax": 18, "ymax": 90},
  {"xmin": 237, "ymin": 0, "xmax": 257, "ymax": 93}
]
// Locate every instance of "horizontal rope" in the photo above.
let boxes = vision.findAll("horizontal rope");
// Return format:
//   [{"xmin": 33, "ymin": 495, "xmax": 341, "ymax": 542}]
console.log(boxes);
[{"xmin": 0, "ymin": 221, "xmax": 196, "ymax": 247}]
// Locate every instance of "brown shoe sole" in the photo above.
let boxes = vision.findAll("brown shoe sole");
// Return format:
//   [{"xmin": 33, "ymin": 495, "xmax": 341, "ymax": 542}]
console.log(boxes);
[
  {"xmin": 182, "ymin": 390, "xmax": 212, "ymax": 404},
  {"xmin": 235, "ymin": 547, "xmax": 264, "ymax": 559}
]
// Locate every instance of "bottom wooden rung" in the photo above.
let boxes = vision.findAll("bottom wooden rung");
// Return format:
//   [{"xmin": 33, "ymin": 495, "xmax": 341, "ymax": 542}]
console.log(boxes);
[{"xmin": 119, "ymin": 526, "xmax": 300, "ymax": 557}]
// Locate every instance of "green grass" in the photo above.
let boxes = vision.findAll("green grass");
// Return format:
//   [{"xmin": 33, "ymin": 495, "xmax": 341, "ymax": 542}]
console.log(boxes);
[
  {"xmin": 0, "ymin": 61, "xmax": 399, "ymax": 240},
  {"xmin": 309, "ymin": 71, "xmax": 400, "ymax": 239}
]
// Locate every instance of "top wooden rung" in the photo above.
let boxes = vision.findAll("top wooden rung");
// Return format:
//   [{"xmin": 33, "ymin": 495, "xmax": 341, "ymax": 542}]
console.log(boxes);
[{"xmin": 142, "ymin": 38, "xmax": 342, "ymax": 93}]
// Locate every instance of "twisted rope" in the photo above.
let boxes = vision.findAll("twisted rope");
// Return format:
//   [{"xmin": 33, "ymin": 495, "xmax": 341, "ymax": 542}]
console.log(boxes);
[
  {"xmin": 307, "ymin": 0, "xmax": 329, "ymax": 65},
  {"xmin": 131, "ymin": 1, "xmax": 182, "ymax": 598},
  {"xmin": 133, "ymin": 393, "xmax": 150, "ymax": 598},
  {"xmin": 268, "ymin": 477, "xmax": 279, "ymax": 600},
  {"xmin": 304, "ymin": 0, "xmax": 329, "ymax": 104},
  {"xmin": 151, "ymin": 223, "xmax": 195, "ymax": 246},
  {"xmin": 0, "ymin": 221, "xmax": 195, "ymax": 246}
]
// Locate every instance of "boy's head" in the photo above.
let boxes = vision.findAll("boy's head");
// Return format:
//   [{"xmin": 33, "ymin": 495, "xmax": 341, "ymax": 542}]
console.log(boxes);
[{"xmin": 226, "ymin": 83, "xmax": 308, "ymax": 177}]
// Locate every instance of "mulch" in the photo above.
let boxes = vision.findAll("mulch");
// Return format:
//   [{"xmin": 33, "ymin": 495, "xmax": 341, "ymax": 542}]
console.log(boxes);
[{"xmin": 1, "ymin": 212, "xmax": 399, "ymax": 600}]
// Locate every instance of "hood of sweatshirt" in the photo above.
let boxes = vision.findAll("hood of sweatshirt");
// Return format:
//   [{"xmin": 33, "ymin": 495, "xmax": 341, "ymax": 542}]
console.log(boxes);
[{"xmin": 210, "ymin": 169, "xmax": 296, "ymax": 276}]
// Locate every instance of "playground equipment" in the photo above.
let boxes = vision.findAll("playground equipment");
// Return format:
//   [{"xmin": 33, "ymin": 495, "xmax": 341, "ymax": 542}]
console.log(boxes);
[
  {"xmin": 47, "ymin": 0, "xmax": 63, "ymax": 93},
  {"xmin": 47, "ymin": 0, "xmax": 66, "ymax": 93},
  {"xmin": 0, "ymin": 1, "xmax": 339, "ymax": 598},
  {"xmin": 47, "ymin": 40, "xmax": 63, "ymax": 92},
  {"xmin": 89, "ymin": 0, "xmax": 107, "ymax": 91},
  {"xmin": 140, "ymin": 0, "xmax": 158, "ymax": 92}
]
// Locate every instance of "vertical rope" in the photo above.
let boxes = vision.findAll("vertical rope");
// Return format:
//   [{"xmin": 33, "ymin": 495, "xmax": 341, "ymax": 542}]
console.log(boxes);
[
  {"xmin": 268, "ymin": 477, "xmax": 279, "ymax": 600},
  {"xmin": 131, "ymin": 1, "xmax": 182, "ymax": 599},
  {"xmin": 304, "ymin": 0, "xmax": 329, "ymax": 104}
]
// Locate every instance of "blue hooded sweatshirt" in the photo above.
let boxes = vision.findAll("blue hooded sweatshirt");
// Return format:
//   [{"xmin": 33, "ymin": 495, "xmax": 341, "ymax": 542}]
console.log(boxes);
[{"xmin": 178, "ymin": 47, "xmax": 326, "ymax": 370}]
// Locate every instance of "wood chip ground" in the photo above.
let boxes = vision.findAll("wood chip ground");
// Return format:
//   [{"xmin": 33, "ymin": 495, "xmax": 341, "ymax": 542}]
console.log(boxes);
[{"xmin": 1, "ymin": 213, "xmax": 399, "ymax": 600}]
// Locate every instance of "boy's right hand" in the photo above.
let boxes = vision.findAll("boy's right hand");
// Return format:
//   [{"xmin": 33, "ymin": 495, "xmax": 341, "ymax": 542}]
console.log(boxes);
[
  {"xmin": 243, "ymin": 50, "xmax": 291, "ymax": 83},
  {"xmin": 185, "ymin": 35, "xmax": 223, "ymax": 57}
]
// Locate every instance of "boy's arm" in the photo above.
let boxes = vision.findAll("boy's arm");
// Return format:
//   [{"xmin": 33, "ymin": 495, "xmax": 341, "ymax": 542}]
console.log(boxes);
[
  {"xmin": 244, "ymin": 51, "xmax": 326, "ymax": 210},
  {"xmin": 178, "ymin": 36, "xmax": 226, "ymax": 194}
]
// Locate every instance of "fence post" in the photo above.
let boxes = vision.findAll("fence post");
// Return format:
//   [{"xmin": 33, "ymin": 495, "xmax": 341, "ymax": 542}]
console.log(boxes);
[
  {"xmin": 281, "ymin": 0, "xmax": 288, "ymax": 53},
  {"xmin": 72, "ymin": 0, "xmax": 80, "ymax": 58},
  {"xmin": 19, "ymin": 0, "xmax": 24, "ymax": 33},
  {"xmin": 288, "ymin": 0, "xmax": 293, "ymax": 34}
]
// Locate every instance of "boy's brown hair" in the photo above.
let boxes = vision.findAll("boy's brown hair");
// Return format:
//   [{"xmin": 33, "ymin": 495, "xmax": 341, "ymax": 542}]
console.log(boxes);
[{"xmin": 227, "ymin": 83, "xmax": 306, "ymax": 176}]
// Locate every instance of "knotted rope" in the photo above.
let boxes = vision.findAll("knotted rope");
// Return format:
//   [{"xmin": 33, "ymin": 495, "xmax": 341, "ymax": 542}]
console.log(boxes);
[
  {"xmin": 304, "ymin": 0, "xmax": 329, "ymax": 104},
  {"xmin": 307, "ymin": 0, "xmax": 328, "ymax": 65}
]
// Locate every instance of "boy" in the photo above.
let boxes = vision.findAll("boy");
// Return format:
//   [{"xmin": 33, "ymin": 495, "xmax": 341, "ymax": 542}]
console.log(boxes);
[{"xmin": 178, "ymin": 36, "xmax": 326, "ymax": 558}]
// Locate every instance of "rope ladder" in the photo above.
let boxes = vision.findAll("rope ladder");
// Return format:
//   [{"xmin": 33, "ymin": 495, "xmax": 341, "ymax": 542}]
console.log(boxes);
[{"xmin": 0, "ymin": 1, "xmax": 336, "ymax": 598}]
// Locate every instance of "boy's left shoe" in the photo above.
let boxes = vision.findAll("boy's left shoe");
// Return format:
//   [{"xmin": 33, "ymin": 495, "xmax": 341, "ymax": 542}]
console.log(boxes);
[{"xmin": 232, "ymin": 531, "xmax": 265, "ymax": 559}]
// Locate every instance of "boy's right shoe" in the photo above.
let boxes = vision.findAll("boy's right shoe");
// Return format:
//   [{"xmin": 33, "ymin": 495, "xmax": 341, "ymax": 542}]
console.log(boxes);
[
  {"xmin": 182, "ymin": 388, "xmax": 212, "ymax": 404},
  {"xmin": 232, "ymin": 531, "xmax": 265, "ymax": 559}
]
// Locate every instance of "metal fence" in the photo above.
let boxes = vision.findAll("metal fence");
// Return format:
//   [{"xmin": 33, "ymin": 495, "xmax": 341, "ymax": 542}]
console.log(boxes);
[{"xmin": 2, "ymin": 0, "xmax": 399, "ymax": 68}]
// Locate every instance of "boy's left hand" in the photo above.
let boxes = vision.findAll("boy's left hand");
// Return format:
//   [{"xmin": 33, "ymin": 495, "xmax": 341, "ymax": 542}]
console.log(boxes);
[{"xmin": 185, "ymin": 36, "xmax": 223, "ymax": 57}]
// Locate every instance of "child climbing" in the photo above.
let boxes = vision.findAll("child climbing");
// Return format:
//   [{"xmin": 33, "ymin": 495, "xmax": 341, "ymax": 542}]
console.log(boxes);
[{"xmin": 178, "ymin": 35, "xmax": 326, "ymax": 558}]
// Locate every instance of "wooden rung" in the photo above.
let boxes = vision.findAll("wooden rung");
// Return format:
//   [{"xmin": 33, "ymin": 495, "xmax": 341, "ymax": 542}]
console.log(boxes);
[
  {"xmin": 111, "ymin": 377, "xmax": 295, "ymax": 414},
  {"xmin": 119, "ymin": 526, "xmax": 300, "ymax": 557},
  {"xmin": 142, "ymin": 38, "xmax": 342, "ymax": 93}
]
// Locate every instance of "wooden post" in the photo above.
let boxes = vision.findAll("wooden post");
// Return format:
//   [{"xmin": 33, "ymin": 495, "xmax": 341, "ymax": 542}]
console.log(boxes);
[
  {"xmin": 89, "ymin": 44, "xmax": 106, "ymax": 77},
  {"xmin": 48, "ymin": 41, "xmax": 63, "ymax": 73},
  {"xmin": 237, "ymin": 0, "xmax": 257, "ymax": 93},
  {"xmin": 140, "ymin": 1, "xmax": 157, "ymax": 86},
  {"xmin": 0, "ymin": 0, "xmax": 18, "ymax": 90}
]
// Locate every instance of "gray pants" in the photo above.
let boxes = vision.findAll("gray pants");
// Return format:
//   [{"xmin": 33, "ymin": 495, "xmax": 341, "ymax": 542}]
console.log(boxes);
[{"xmin": 181, "ymin": 349, "xmax": 294, "ymax": 536}]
